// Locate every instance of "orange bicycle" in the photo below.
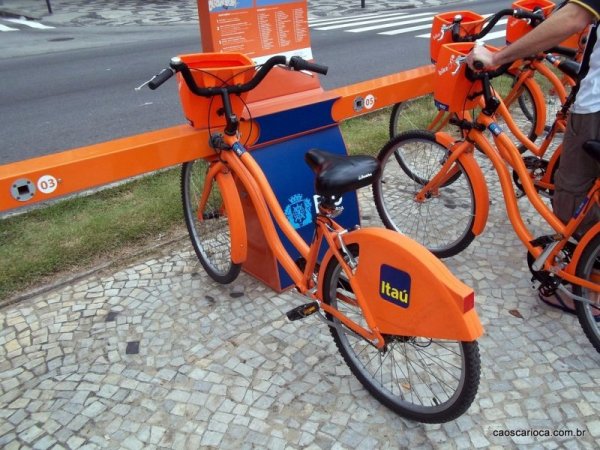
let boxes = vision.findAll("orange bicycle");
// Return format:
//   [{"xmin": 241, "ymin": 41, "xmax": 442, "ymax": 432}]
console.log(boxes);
[
  {"xmin": 390, "ymin": 3, "xmax": 584, "ymax": 155},
  {"xmin": 388, "ymin": 4, "xmax": 587, "ymax": 201},
  {"xmin": 373, "ymin": 42, "xmax": 600, "ymax": 352},
  {"xmin": 146, "ymin": 53, "xmax": 483, "ymax": 422}
]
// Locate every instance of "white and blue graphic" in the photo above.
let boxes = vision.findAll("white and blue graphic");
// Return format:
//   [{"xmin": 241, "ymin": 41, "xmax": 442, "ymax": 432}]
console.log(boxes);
[
  {"xmin": 209, "ymin": 0, "xmax": 253, "ymax": 12},
  {"xmin": 284, "ymin": 193, "xmax": 313, "ymax": 229}
]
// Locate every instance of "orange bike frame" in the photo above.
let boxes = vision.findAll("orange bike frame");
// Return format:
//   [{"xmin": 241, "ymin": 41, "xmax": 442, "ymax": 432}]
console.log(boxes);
[
  {"xmin": 419, "ymin": 56, "xmax": 567, "ymax": 155},
  {"xmin": 214, "ymin": 136, "xmax": 388, "ymax": 348},
  {"xmin": 436, "ymin": 111, "xmax": 599, "ymax": 294}
]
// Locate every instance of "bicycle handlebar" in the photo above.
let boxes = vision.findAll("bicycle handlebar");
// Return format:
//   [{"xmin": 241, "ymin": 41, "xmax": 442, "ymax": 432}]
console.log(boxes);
[
  {"xmin": 451, "ymin": 7, "xmax": 546, "ymax": 42},
  {"xmin": 547, "ymin": 45, "xmax": 578, "ymax": 58},
  {"xmin": 148, "ymin": 68, "xmax": 175, "ymax": 90},
  {"xmin": 147, "ymin": 54, "xmax": 328, "ymax": 136},
  {"xmin": 148, "ymin": 55, "xmax": 328, "ymax": 95},
  {"xmin": 465, "ymin": 61, "xmax": 514, "ymax": 115},
  {"xmin": 467, "ymin": 61, "xmax": 513, "ymax": 81}
]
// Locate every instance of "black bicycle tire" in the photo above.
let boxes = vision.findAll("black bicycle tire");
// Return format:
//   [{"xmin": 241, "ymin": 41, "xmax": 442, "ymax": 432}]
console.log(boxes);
[
  {"xmin": 574, "ymin": 233, "xmax": 600, "ymax": 353},
  {"xmin": 322, "ymin": 245, "xmax": 481, "ymax": 423},
  {"xmin": 181, "ymin": 160, "xmax": 242, "ymax": 284},
  {"xmin": 373, "ymin": 130, "xmax": 477, "ymax": 258}
]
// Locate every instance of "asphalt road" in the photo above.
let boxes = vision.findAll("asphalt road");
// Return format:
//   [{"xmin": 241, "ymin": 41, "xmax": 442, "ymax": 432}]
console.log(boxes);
[{"xmin": 0, "ymin": 0, "xmax": 504, "ymax": 165}]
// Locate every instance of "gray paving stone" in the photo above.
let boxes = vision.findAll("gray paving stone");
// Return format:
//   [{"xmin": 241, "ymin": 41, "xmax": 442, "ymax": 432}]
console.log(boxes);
[{"xmin": 1, "ymin": 1, "xmax": 600, "ymax": 448}]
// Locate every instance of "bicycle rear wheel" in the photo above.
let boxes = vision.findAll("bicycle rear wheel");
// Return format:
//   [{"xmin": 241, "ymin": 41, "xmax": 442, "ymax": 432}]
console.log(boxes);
[
  {"xmin": 373, "ymin": 130, "xmax": 477, "ymax": 258},
  {"xmin": 574, "ymin": 234, "xmax": 600, "ymax": 353},
  {"xmin": 322, "ymin": 245, "xmax": 481, "ymax": 423},
  {"xmin": 181, "ymin": 159, "xmax": 241, "ymax": 284}
]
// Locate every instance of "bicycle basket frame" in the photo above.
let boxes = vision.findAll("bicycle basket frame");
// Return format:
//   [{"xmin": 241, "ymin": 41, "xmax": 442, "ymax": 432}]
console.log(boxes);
[
  {"xmin": 505, "ymin": 0, "xmax": 555, "ymax": 44},
  {"xmin": 176, "ymin": 52, "xmax": 255, "ymax": 128},
  {"xmin": 430, "ymin": 10, "xmax": 485, "ymax": 63},
  {"xmin": 433, "ymin": 42, "xmax": 497, "ymax": 113}
]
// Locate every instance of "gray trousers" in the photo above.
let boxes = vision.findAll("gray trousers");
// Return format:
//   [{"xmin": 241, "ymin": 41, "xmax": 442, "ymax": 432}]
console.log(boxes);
[{"xmin": 553, "ymin": 111, "xmax": 600, "ymax": 237}]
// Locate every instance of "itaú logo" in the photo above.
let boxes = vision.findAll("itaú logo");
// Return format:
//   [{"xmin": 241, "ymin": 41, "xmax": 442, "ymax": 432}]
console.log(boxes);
[{"xmin": 379, "ymin": 265, "xmax": 411, "ymax": 308}]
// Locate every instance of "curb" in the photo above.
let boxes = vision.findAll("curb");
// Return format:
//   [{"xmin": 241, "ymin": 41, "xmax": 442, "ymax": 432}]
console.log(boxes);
[
  {"xmin": 0, "ymin": 231, "xmax": 189, "ymax": 310},
  {"xmin": 0, "ymin": 9, "xmax": 39, "ymax": 20}
]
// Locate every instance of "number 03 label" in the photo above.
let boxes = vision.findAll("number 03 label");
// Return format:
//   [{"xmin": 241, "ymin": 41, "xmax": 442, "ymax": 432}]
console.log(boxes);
[{"xmin": 37, "ymin": 175, "xmax": 58, "ymax": 194}]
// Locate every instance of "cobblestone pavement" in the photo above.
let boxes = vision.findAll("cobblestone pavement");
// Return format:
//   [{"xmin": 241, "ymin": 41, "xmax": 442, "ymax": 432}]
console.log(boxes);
[
  {"xmin": 2, "ymin": 180, "xmax": 600, "ymax": 449},
  {"xmin": 0, "ymin": 0, "xmax": 466, "ymax": 26},
  {"xmin": 2, "ymin": 0, "xmax": 600, "ymax": 449}
]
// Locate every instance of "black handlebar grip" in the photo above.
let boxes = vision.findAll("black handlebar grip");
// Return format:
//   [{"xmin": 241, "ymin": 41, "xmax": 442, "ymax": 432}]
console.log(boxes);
[
  {"xmin": 514, "ymin": 7, "xmax": 545, "ymax": 23},
  {"xmin": 148, "ymin": 68, "xmax": 175, "ymax": 90},
  {"xmin": 289, "ymin": 56, "xmax": 329, "ymax": 75},
  {"xmin": 548, "ymin": 45, "xmax": 578, "ymax": 58}
]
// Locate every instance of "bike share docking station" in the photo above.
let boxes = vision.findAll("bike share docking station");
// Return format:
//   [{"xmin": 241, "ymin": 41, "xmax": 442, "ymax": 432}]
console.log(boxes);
[{"xmin": 0, "ymin": 0, "xmax": 434, "ymax": 291}]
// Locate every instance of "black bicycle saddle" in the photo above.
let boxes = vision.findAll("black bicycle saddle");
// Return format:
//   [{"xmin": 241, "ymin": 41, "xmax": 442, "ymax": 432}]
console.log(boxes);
[{"xmin": 305, "ymin": 149, "xmax": 380, "ymax": 197}]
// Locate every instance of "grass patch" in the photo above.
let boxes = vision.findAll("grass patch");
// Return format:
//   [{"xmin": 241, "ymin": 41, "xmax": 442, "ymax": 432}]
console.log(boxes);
[
  {"xmin": 0, "ymin": 169, "xmax": 183, "ymax": 300},
  {"xmin": 0, "ymin": 110, "xmax": 392, "ymax": 301},
  {"xmin": 341, "ymin": 107, "xmax": 391, "ymax": 156}
]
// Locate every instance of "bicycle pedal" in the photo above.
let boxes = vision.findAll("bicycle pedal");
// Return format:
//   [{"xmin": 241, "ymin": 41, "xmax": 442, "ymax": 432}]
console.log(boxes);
[{"xmin": 286, "ymin": 302, "xmax": 319, "ymax": 321}]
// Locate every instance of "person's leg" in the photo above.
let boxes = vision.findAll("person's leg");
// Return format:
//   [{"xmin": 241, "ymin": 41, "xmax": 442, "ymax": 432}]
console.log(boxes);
[
  {"xmin": 539, "ymin": 111, "xmax": 600, "ymax": 315},
  {"xmin": 553, "ymin": 111, "xmax": 600, "ymax": 236}
]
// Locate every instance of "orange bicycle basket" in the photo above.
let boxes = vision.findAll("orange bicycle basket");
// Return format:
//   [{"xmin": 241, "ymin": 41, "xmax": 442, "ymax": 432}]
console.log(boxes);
[
  {"xmin": 176, "ymin": 52, "xmax": 255, "ymax": 128},
  {"xmin": 430, "ymin": 11, "xmax": 485, "ymax": 63},
  {"xmin": 434, "ymin": 42, "xmax": 496, "ymax": 113},
  {"xmin": 505, "ymin": 0, "xmax": 555, "ymax": 44}
]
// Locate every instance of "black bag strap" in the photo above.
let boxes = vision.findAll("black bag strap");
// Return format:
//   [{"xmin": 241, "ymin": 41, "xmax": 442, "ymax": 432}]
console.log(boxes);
[{"xmin": 561, "ymin": 22, "xmax": 598, "ymax": 114}]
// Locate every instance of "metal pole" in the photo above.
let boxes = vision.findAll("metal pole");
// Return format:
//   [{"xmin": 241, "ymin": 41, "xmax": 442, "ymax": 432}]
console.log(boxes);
[
  {"xmin": 45, "ymin": 0, "xmax": 52, "ymax": 14},
  {"xmin": 361, "ymin": 0, "xmax": 365, "ymax": 7}
]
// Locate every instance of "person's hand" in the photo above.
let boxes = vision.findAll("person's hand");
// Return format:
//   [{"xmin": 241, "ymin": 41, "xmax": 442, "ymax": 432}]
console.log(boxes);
[{"xmin": 466, "ymin": 45, "xmax": 495, "ymax": 69}]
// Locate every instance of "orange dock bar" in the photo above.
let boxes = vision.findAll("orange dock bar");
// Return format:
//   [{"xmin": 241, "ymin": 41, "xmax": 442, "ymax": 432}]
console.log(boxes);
[{"xmin": 0, "ymin": 65, "xmax": 434, "ymax": 213}]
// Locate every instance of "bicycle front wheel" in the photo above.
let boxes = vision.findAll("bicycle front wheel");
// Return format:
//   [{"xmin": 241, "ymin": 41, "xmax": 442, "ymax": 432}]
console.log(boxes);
[
  {"xmin": 574, "ymin": 234, "xmax": 600, "ymax": 353},
  {"xmin": 322, "ymin": 245, "xmax": 481, "ymax": 423},
  {"xmin": 373, "ymin": 130, "xmax": 477, "ymax": 258},
  {"xmin": 181, "ymin": 159, "xmax": 241, "ymax": 284}
]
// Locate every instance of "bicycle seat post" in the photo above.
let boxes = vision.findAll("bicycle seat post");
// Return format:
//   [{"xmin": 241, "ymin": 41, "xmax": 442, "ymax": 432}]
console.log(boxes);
[{"xmin": 317, "ymin": 194, "xmax": 344, "ymax": 219}]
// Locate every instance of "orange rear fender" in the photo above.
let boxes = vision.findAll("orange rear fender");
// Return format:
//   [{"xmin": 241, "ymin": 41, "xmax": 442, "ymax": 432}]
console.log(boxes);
[
  {"xmin": 215, "ymin": 168, "xmax": 247, "ymax": 264},
  {"xmin": 435, "ymin": 132, "xmax": 489, "ymax": 236},
  {"xmin": 318, "ymin": 227, "xmax": 484, "ymax": 342}
]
